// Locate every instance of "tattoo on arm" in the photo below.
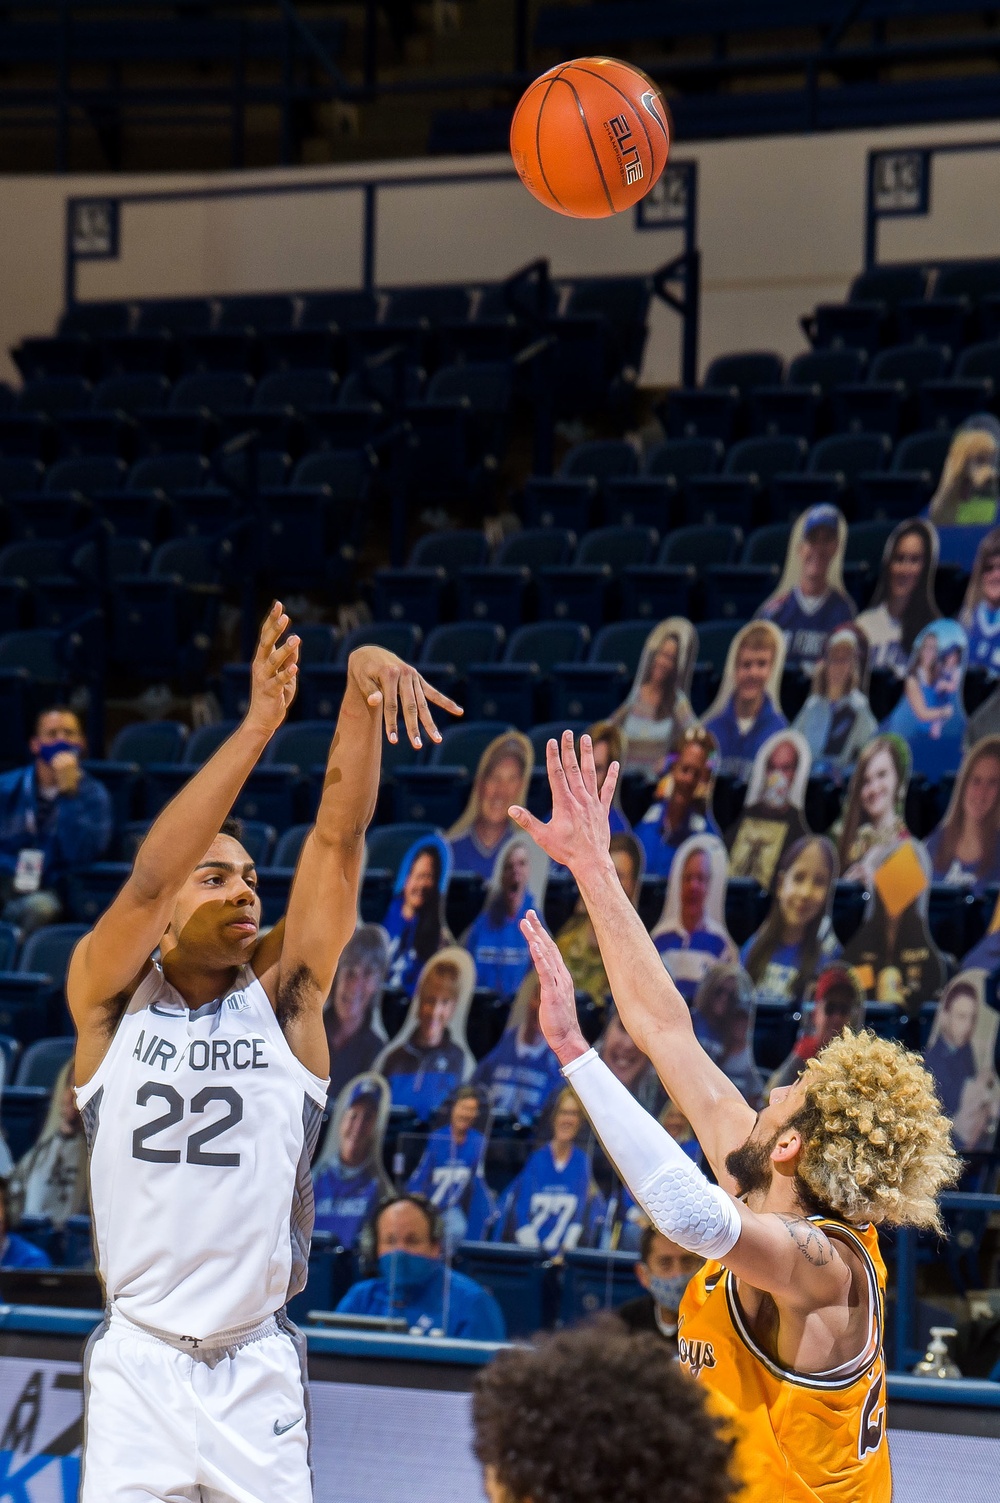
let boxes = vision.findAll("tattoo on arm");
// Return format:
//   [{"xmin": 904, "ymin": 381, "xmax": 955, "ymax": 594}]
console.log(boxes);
[{"xmin": 777, "ymin": 1215, "xmax": 835, "ymax": 1268}]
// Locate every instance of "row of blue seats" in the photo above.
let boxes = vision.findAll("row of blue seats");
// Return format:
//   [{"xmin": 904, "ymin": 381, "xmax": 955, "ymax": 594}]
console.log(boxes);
[{"xmin": 805, "ymin": 259, "xmax": 1000, "ymax": 356}]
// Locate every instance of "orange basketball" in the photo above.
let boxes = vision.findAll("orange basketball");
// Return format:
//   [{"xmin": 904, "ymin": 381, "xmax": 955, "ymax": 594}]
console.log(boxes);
[{"xmin": 510, "ymin": 56, "xmax": 671, "ymax": 219}]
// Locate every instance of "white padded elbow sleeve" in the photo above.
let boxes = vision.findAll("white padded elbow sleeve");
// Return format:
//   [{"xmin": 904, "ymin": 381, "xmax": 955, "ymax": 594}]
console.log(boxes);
[{"xmin": 563, "ymin": 1049, "xmax": 742, "ymax": 1262}]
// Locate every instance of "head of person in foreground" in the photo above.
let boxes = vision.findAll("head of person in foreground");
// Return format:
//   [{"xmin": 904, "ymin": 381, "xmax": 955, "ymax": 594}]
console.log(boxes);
[
  {"xmin": 472, "ymin": 1318, "xmax": 740, "ymax": 1503},
  {"xmin": 734, "ymin": 1028, "xmax": 959, "ymax": 1230}
]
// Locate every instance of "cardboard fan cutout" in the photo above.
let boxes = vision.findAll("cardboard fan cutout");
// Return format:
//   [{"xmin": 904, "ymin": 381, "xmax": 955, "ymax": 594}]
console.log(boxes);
[
  {"xmin": 447, "ymin": 730, "xmax": 533, "ymax": 879},
  {"xmin": 854, "ymin": 518, "xmax": 940, "ymax": 679},
  {"xmin": 597, "ymin": 1002, "xmax": 666, "ymax": 1117},
  {"xmin": 703, "ymin": 620, "xmax": 788, "ymax": 783},
  {"xmin": 635, "ymin": 726, "xmax": 720, "ymax": 879},
  {"xmin": 963, "ymin": 887, "xmax": 1000, "ymax": 976},
  {"xmin": 756, "ymin": 503, "xmax": 855, "ymax": 670},
  {"xmin": 923, "ymin": 971, "xmax": 1000, "ymax": 1154},
  {"xmin": 691, "ymin": 963, "xmax": 764, "ymax": 1109},
  {"xmin": 584, "ymin": 720, "xmax": 632, "ymax": 834},
  {"xmin": 491, "ymin": 1084, "xmax": 607, "ymax": 1252},
  {"xmin": 323, "ymin": 923, "xmax": 391, "ymax": 1104},
  {"xmin": 883, "ymin": 618, "xmax": 968, "ymax": 781},
  {"xmin": 312, "ymin": 1071, "xmax": 392, "ymax": 1250},
  {"xmin": 609, "ymin": 617, "xmax": 698, "ymax": 775},
  {"xmin": 405, "ymin": 1085, "xmax": 496, "ymax": 1248},
  {"xmin": 463, "ymin": 833, "xmax": 550, "ymax": 1001},
  {"xmin": 843, "ymin": 839, "xmax": 947, "ymax": 1015},
  {"xmin": 727, "ymin": 728, "xmax": 812, "ymax": 890},
  {"xmin": 651, "ymin": 833, "xmax": 738, "ymax": 1004},
  {"xmin": 959, "ymin": 525, "xmax": 1000, "ymax": 674},
  {"xmin": 929, "ymin": 414, "xmax": 1000, "ymax": 528},
  {"xmin": 766, "ymin": 964, "xmax": 866, "ymax": 1096},
  {"xmin": 925, "ymin": 736, "xmax": 1000, "ymax": 894},
  {"xmin": 792, "ymin": 623, "xmax": 878, "ymax": 774},
  {"xmin": 557, "ymin": 831, "xmax": 644, "ymax": 1011},
  {"xmin": 383, "ymin": 832, "xmax": 453, "ymax": 997},
  {"xmin": 739, "ymin": 835, "xmax": 842, "ymax": 1007},
  {"xmin": 831, "ymin": 733, "xmax": 913, "ymax": 890},
  {"xmin": 472, "ymin": 968, "xmax": 565, "ymax": 1127},
  {"xmin": 373, "ymin": 946, "xmax": 477, "ymax": 1120}
]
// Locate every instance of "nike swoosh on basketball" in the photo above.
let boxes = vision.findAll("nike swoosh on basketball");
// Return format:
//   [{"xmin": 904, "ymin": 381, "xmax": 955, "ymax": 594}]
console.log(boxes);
[{"xmin": 273, "ymin": 1416, "xmax": 304, "ymax": 1435}]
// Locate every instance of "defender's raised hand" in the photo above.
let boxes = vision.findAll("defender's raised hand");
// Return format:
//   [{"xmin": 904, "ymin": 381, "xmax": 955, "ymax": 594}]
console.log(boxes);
[
  {"xmin": 519, "ymin": 909, "xmax": 589, "ymax": 1066},
  {"xmin": 247, "ymin": 602, "xmax": 300, "ymax": 735},
  {"xmin": 348, "ymin": 646, "xmax": 462, "ymax": 748},
  {"xmin": 509, "ymin": 730, "xmax": 620, "ymax": 873}
]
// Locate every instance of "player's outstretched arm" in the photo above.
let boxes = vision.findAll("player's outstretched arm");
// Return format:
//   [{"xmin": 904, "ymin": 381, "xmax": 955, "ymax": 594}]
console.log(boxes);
[
  {"xmin": 523, "ymin": 917, "xmax": 851, "ymax": 1310},
  {"xmin": 255, "ymin": 646, "xmax": 460, "ymax": 1075},
  {"xmin": 511, "ymin": 732, "xmax": 755, "ymax": 1185},
  {"xmin": 68, "ymin": 604, "xmax": 299, "ymax": 1044}
]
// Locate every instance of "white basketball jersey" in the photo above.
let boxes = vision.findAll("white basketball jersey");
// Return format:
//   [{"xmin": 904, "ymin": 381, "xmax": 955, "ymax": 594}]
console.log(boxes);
[{"xmin": 75, "ymin": 963, "xmax": 329, "ymax": 1342}]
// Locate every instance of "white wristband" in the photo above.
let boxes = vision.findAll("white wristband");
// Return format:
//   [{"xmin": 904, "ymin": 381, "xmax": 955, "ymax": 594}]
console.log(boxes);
[{"xmin": 563, "ymin": 1049, "xmax": 742, "ymax": 1262}]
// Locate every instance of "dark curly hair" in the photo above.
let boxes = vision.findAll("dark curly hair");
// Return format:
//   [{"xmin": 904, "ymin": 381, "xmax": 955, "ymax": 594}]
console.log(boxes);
[{"xmin": 471, "ymin": 1319, "xmax": 740, "ymax": 1503}]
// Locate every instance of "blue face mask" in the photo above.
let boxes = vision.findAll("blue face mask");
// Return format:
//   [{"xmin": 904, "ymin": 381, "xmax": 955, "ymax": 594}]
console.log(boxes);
[
  {"xmin": 378, "ymin": 1250, "xmax": 438, "ymax": 1299},
  {"xmin": 647, "ymin": 1272, "xmax": 692, "ymax": 1312},
  {"xmin": 36, "ymin": 740, "xmax": 78, "ymax": 764}
]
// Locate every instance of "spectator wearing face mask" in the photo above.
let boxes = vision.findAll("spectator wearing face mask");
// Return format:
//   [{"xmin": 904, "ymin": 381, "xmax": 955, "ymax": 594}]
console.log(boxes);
[
  {"xmin": 336, "ymin": 1194, "xmax": 506, "ymax": 1340},
  {"xmin": 616, "ymin": 1224, "xmax": 705, "ymax": 1350},
  {"xmin": 0, "ymin": 707, "xmax": 113, "ymax": 934}
]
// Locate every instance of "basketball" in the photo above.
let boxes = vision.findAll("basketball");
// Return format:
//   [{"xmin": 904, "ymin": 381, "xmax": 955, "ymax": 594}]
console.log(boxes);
[{"xmin": 510, "ymin": 56, "xmax": 670, "ymax": 218}]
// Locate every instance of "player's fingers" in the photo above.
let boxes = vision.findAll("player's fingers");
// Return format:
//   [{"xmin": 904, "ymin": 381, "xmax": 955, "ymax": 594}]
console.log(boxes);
[
  {"xmin": 561, "ymin": 728, "xmax": 588, "ymax": 800},
  {"xmin": 381, "ymin": 673, "xmax": 400, "ymax": 744},
  {"xmin": 257, "ymin": 601, "xmax": 285, "ymax": 658},
  {"xmin": 270, "ymin": 635, "xmax": 299, "ymax": 673},
  {"xmin": 412, "ymin": 679, "xmax": 441, "ymax": 744},
  {"xmin": 579, "ymin": 733, "xmax": 600, "ymax": 799},
  {"xmin": 421, "ymin": 679, "xmax": 463, "ymax": 717},
  {"xmin": 600, "ymin": 759, "xmax": 620, "ymax": 814},
  {"xmin": 546, "ymin": 736, "xmax": 571, "ymax": 804},
  {"xmin": 397, "ymin": 673, "xmax": 422, "ymax": 749},
  {"xmin": 508, "ymin": 804, "xmax": 546, "ymax": 843}
]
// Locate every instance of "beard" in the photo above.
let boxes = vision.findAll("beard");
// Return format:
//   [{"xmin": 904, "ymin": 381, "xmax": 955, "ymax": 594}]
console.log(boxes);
[{"xmin": 725, "ymin": 1128, "xmax": 779, "ymax": 1197}]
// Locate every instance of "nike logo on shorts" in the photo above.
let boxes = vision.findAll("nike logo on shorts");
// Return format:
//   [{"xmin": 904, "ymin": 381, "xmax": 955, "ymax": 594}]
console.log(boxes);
[{"xmin": 273, "ymin": 1415, "xmax": 304, "ymax": 1436}]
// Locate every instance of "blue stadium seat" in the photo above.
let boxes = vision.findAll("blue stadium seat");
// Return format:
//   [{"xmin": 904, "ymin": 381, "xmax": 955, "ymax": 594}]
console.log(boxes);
[
  {"xmin": 421, "ymin": 622, "xmax": 505, "ymax": 693},
  {"xmin": 151, "ymin": 537, "xmax": 221, "ymax": 586},
  {"xmin": 752, "ymin": 1002, "xmax": 800, "ymax": 1071},
  {"xmin": 725, "ymin": 434, "xmax": 808, "ymax": 489},
  {"xmin": 535, "ymin": 564, "xmax": 610, "ymax": 632},
  {"xmin": 465, "ymin": 621, "xmax": 587, "ymax": 727},
  {"xmin": 682, "ymin": 475, "xmax": 757, "ymax": 530},
  {"xmin": 456, "ymin": 570, "xmax": 528, "ymax": 633},
  {"xmin": 870, "ymin": 342, "xmax": 952, "ymax": 392},
  {"xmin": 371, "ymin": 567, "xmax": 446, "ymax": 632},
  {"xmin": 645, "ymin": 436, "xmax": 724, "ymax": 483},
  {"xmin": 787, "ymin": 347, "xmax": 868, "ymax": 391},
  {"xmin": 602, "ymin": 476, "xmax": 676, "ymax": 530},
  {"xmin": 559, "ymin": 439, "xmax": 639, "ymax": 488},
  {"xmin": 59, "ymin": 862, "xmax": 134, "ymax": 926},
  {"xmin": 0, "ymin": 458, "xmax": 44, "ymax": 497},
  {"xmin": 661, "ymin": 524, "xmax": 742, "ymax": 568},
  {"xmin": 46, "ymin": 456, "xmax": 127, "ymax": 494},
  {"xmin": 273, "ymin": 824, "xmax": 311, "ymax": 869},
  {"xmin": 60, "ymin": 301, "xmax": 131, "ymax": 338},
  {"xmin": 365, "ymin": 823, "xmax": 440, "ymax": 879},
  {"xmin": 128, "ymin": 453, "xmax": 211, "ymax": 492},
  {"xmin": 831, "ymin": 381, "xmax": 905, "ymax": 438},
  {"xmin": 705, "ymin": 351, "xmax": 784, "ymax": 394},
  {"xmin": 897, "ymin": 296, "xmax": 971, "ymax": 350},
  {"xmin": 92, "ymin": 374, "xmax": 171, "ymax": 415},
  {"xmin": 17, "ymin": 377, "xmax": 91, "ymax": 417},
  {"xmin": 455, "ymin": 1242, "xmax": 555, "ymax": 1336},
  {"xmin": 918, "ymin": 377, "xmax": 994, "ymax": 431},
  {"xmin": 748, "ymin": 383, "xmax": 822, "ymax": 441},
  {"xmin": 289, "ymin": 447, "xmax": 375, "ymax": 501},
  {"xmin": 807, "ymin": 302, "xmax": 885, "ymax": 355},
  {"xmin": 704, "ymin": 564, "xmax": 779, "ymax": 621},
  {"xmin": 184, "ymin": 720, "xmax": 240, "ymax": 764},
  {"xmin": 955, "ymin": 339, "xmax": 1000, "ymax": 385},
  {"xmin": 1, "ymin": 1084, "xmax": 51, "ymax": 1153},
  {"xmin": 495, "ymin": 528, "xmax": 576, "ymax": 571},
  {"xmin": 19, "ymin": 923, "xmax": 88, "ymax": 990},
  {"xmin": 620, "ymin": 563, "xmax": 697, "ymax": 623},
  {"xmin": 522, "ymin": 476, "xmax": 597, "ymax": 532},
  {"xmin": 410, "ymin": 529, "xmax": 490, "ymax": 574},
  {"xmin": 808, "ymin": 431, "xmax": 892, "ymax": 488},
  {"xmin": 590, "ymin": 621, "xmax": 652, "ymax": 679},
  {"xmin": 13, "ymin": 1036, "xmax": 75, "ymax": 1089},
  {"xmin": 265, "ymin": 721, "xmax": 335, "ymax": 770},
  {"xmin": 0, "ymin": 539, "xmax": 68, "ymax": 582},
  {"xmin": 854, "ymin": 471, "xmax": 934, "ymax": 522},
  {"xmin": 430, "ymin": 720, "xmax": 514, "ymax": 770},
  {"xmin": 768, "ymin": 472, "xmax": 846, "ymax": 524},
  {"xmin": 550, "ymin": 662, "xmax": 627, "ymax": 723},
  {"xmin": 110, "ymin": 720, "xmax": 188, "ymax": 766},
  {"xmin": 337, "ymin": 623, "xmax": 422, "ymax": 662},
  {"xmin": 0, "ymin": 412, "xmax": 54, "ymax": 459},
  {"xmin": 232, "ymin": 769, "xmax": 302, "ymax": 832},
  {"xmin": 0, "ymin": 1033, "xmax": 21, "ymax": 1084},
  {"xmin": 0, "ymin": 628, "xmax": 71, "ymax": 693},
  {"xmin": 560, "ymin": 1248, "xmax": 643, "ymax": 1324},
  {"xmin": 0, "ymin": 928, "xmax": 18, "ymax": 973},
  {"xmin": 294, "ymin": 666, "xmax": 350, "ymax": 721},
  {"xmin": 844, "ymin": 520, "xmax": 895, "ymax": 576},
  {"xmin": 742, "ymin": 523, "xmax": 793, "ymax": 566},
  {"xmin": 661, "ymin": 387, "xmax": 740, "ymax": 443},
  {"xmin": 893, "ymin": 428, "xmax": 953, "ymax": 484},
  {"xmin": 574, "ymin": 525, "xmax": 657, "ymax": 572}
]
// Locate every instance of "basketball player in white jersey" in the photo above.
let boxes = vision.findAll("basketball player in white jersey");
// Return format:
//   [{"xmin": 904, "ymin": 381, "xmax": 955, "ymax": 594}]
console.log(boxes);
[{"xmin": 67, "ymin": 602, "xmax": 459, "ymax": 1503}]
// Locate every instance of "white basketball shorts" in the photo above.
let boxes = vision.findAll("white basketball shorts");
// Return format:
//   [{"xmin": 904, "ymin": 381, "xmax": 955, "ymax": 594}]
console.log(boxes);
[{"xmin": 80, "ymin": 1307, "xmax": 313, "ymax": 1503}]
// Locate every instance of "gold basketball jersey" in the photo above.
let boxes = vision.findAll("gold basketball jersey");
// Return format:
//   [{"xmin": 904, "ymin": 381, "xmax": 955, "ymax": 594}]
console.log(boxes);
[{"xmin": 677, "ymin": 1218, "xmax": 891, "ymax": 1502}]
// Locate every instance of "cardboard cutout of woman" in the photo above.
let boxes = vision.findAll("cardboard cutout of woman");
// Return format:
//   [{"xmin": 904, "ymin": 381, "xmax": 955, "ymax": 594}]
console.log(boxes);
[
  {"xmin": 831, "ymin": 733, "xmax": 913, "ymax": 889},
  {"xmin": 374, "ymin": 946, "xmax": 477, "ymax": 1120},
  {"xmin": 727, "ymin": 729, "xmax": 812, "ymax": 891},
  {"xmin": 926, "ymin": 736, "xmax": 1000, "ymax": 893},
  {"xmin": 597, "ymin": 1004, "xmax": 666, "ymax": 1117},
  {"xmin": 463, "ymin": 834, "xmax": 549, "ymax": 1001},
  {"xmin": 883, "ymin": 618, "xmax": 968, "ymax": 781},
  {"xmin": 609, "ymin": 617, "xmax": 698, "ymax": 775},
  {"xmin": 651, "ymin": 833, "xmax": 738, "ymax": 1004},
  {"xmin": 923, "ymin": 971, "xmax": 1000, "ymax": 1153},
  {"xmin": 854, "ymin": 518, "xmax": 940, "ymax": 679},
  {"xmin": 690, "ymin": 964, "xmax": 764, "ymax": 1108},
  {"xmin": 312, "ymin": 1072, "xmax": 392, "ymax": 1249},
  {"xmin": 843, "ymin": 839, "xmax": 947, "ymax": 1015},
  {"xmin": 740, "ymin": 836, "xmax": 842, "ymax": 1007},
  {"xmin": 963, "ymin": 889, "xmax": 1000, "ymax": 975},
  {"xmin": 447, "ymin": 730, "xmax": 533, "ymax": 878},
  {"xmin": 472, "ymin": 969, "xmax": 565, "ymax": 1127},
  {"xmin": 405, "ymin": 1084, "xmax": 496, "ymax": 1247},
  {"xmin": 635, "ymin": 726, "xmax": 721, "ymax": 879},
  {"xmin": 792, "ymin": 623, "xmax": 879, "ymax": 774},
  {"xmin": 960, "ymin": 525, "xmax": 1000, "ymax": 674},
  {"xmin": 766, "ymin": 964, "xmax": 866, "ymax": 1096},
  {"xmin": 491, "ymin": 1085, "xmax": 607, "ymax": 1252},
  {"xmin": 383, "ymin": 833, "xmax": 453, "ymax": 996},
  {"xmin": 756, "ymin": 503, "xmax": 855, "ymax": 670},
  {"xmin": 929, "ymin": 414, "xmax": 1000, "ymax": 527},
  {"xmin": 323, "ymin": 924, "xmax": 391, "ymax": 1104},
  {"xmin": 9, "ymin": 1058, "xmax": 86, "ymax": 1226},
  {"xmin": 557, "ymin": 832, "xmax": 643, "ymax": 1010},
  {"xmin": 702, "ymin": 620, "xmax": 789, "ymax": 783},
  {"xmin": 584, "ymin": 720, "xmax": 631, "ymax": 834}
]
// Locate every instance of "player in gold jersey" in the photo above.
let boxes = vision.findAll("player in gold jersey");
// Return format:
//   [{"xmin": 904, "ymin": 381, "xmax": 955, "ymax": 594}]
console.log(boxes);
[{"xmin": 510, "ymin": 732, "xmax": 960, "ymax": 1503}]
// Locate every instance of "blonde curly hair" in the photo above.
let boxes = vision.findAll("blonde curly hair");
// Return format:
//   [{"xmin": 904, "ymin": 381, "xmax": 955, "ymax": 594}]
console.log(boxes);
[{"xmin": 791, "ymin": 1029, "xmax": 960, "ymax": 1232}]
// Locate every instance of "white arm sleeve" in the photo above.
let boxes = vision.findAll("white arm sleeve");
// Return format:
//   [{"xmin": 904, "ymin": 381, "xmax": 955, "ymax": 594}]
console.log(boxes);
[{"xmin": 563, "ymin": 1049, "xmax": 742, "ymax": 1261}]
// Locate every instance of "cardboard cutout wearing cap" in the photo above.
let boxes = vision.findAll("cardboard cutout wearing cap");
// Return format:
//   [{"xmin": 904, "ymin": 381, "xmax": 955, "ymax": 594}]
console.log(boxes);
[
  {"xmin": 447, "ymin": 731, "xmax": 533, "ymax": 879},
  {"xmin": 472, "ymin": 968, "xmax": 565, "ymax": 1127},
  {"xmin": 691, "ymin": 963, "xmax": 764, "ymax": 1108},
  {"xmin": 843, "ymin": 839, "xmax": 947, "ymax": 1015},
  {"xmin": 463, "ymin": 833, "xmax": 550, "ymax": 1001},
  {"xmin": 312, "ymin": 1071, "xmax": 393, "ymax": 1249},
  {"xmin": 925, "ymin": 735, "xmax": 1000, "ymax": 894},
  {"xmin": 608, "ymin": 617, "xmax": 699, "ymax": 776},
  {"xmin": 635, "ymin": 726, "xmax": 720, "ymax": 879},
  {"xmin": 383, "ymin": 833, "xmax": 454, "ymax": 997},
  {"xmin": 929, "ymin": 414, "xmax": 1000, "ymax": 527},
  {"xmin": 405, "ymin": 1085, "xmax": 497, "ymax": 1247},
  {"xmin": 323, "ymin": 923, "xmax": 391, "ymax": 1104},
  {"xmin": 727, "ymin": 728, "xmax": 813, "ymax": 891},
  {"xmin": 830, "ymin": 733, "xmax": 914, "ymax": 889},
  {"xmin": 959, "ymin": 525, "xmax": 1000, "ymax": 675},
  {"xmin": 792, "ymin": 623, "xmax": 879, "ymax": 774},
  {"xmin": 703, "ymin": 620, "xmax": 788, "ymax": 783},
  {"xmin": 739, "ymin": 835, "xmax": 842, "ymax": 1007},
  {"xmin": 374, "ymin": 946, "xmax": 477, "ymax": 1120},
  {"xmin": 923, "ymin": 970, "xmax": 1000, "ymax": 1153},
  {"xmin": 883, "ymin": 618, "xmax": 968, "ymax": 781},
  {"xmin": 651, "ymin": 833, "xmax": 738, "ymax": 1004},
  {"xmin": 766, "ymin": 964, "xmax": 866, "ymax": 1097},
  {"xmin": 756, "ymin": 505, "xmax": 855, "ymax": 670},
  {"xmin": 854, "ymin": 518, "xmax": 940, "ymax": 680},
  {"xmin": 556, "ymin": 832, "xmax": 644, "ymax": 1011}
]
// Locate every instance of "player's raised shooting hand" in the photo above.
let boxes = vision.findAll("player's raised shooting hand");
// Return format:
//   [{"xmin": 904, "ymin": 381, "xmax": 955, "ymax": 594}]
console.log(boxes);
[
  {"xmin": 520, "ymin": 909, "xmax": 589, "ymax": 1067},
  {"xmin": 348, "ymin": 646, "xmax": 462, "ymax": 748},
  {"xmin": 246, "ymin": 602, "xmax": 299, "ymax": 735},
  {"xmin": 509, "ymin": 730, "xmax": 619, "ymax": 874}
]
